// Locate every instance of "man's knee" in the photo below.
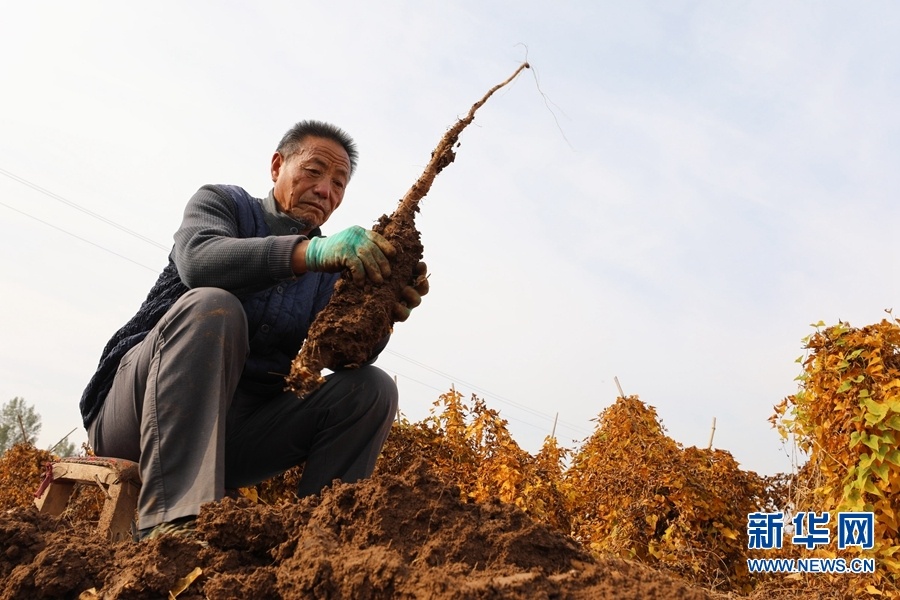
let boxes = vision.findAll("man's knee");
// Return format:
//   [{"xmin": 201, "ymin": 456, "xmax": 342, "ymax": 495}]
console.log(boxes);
[
  {"xmin": 179, "ymin": 287, "xmax": 244, "ymax": 318},
  {"xmin": 327, "ymin": 366, "xmax": 398, "ymax": 420},
  {"xmin": 173, "ymin": 288, "xmax": 247, "ymax": 339},
  {"xmin": 365, "ymin": 366, "xmax": 399, "ymax": 419}
]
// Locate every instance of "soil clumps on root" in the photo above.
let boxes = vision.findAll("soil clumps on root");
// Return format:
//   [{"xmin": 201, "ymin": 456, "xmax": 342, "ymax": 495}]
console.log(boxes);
[{"xmin": 1, "ymin": 461, "xmax": 729, "ymax": 599}]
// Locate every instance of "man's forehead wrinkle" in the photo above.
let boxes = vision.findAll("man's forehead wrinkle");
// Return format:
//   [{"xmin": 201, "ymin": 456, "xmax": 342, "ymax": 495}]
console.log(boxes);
[
  {"xmin": 303, "ymin": 156, "xmax": 329, "ymax": 168},
  {"xmin": 304, "ymin": 150, "xmax": 350, "ymax": 177}
]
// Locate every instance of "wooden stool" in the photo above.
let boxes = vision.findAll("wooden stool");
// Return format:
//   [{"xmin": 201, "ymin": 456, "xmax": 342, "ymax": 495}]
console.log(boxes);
[{"xmin": 34, "ymin": 456, "xmax": 141, "ymax": 542}]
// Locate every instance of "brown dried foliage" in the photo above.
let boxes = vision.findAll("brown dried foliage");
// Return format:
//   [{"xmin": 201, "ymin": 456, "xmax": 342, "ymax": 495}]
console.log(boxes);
[
  {"xmin": 375, "ymin": 388, "xmax": 573, "ymax": 533},
  {"xmin": 0, "ymin": 443, "xmax": 53, "ymax": 511},
  {"xmin": 0, "ymin": 443, "xmax": 104, "ymax": 525},
  {"xmin": 772, "ymin": 318, "xmax": 900, "ymax": 598},
  {"xmin": 566, "ymin": 396, "xmax": 769, "ymax": 593}
]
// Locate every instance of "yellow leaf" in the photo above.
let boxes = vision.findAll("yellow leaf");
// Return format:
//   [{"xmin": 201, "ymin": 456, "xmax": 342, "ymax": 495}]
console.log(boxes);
[
  {"xmin": 238, "ymin": 487, "xmax": 259, "ymax": 503},
  {"xmin": 865, "ymin": 584, "xmax": 883, "ymax": 596},
  {"xmin": 169, "ymin": 567, "xmax": 203, "ymax": 599},
  {"xmin": 720, "ymin": 527, "xmax": 738, "ymax": 540}
]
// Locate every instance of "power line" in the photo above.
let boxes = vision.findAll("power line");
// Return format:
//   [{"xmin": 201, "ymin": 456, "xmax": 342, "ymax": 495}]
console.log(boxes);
[
  {"xmin": 0, "ymin": 199, "xmax": 159, "ymax": 273},
  {"xmin": 0, "ymin": 166, "xmax": 169, "ymax": 250},
  {"xmin": 384, "ymin": 349, "xmax": 593, "ymax": 437},
  {"xmin": 385, "ymin": 365, "xmax": 582, "ymax": 439},
  {"xmin": 379, "ymin": 356, "xmax": 593, "ymax": 439}
]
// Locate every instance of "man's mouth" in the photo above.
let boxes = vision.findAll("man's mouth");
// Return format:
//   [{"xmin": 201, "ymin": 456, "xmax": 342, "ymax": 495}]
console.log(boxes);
[{"xmin": 294, "ymin": 200, "xmax": 325, "ymax": 217}]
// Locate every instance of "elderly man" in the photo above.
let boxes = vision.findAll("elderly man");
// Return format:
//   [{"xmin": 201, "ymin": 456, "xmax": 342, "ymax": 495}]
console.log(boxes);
[{"xmin": 80, "ymin": 120, "xmax": 426, "ymax": 540}]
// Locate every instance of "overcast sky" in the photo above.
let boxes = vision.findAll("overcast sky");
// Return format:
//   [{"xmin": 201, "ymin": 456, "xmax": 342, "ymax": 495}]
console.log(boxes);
[{"xmin": 2, "ymin": 2, "xmax": 898, "ymax": 476}]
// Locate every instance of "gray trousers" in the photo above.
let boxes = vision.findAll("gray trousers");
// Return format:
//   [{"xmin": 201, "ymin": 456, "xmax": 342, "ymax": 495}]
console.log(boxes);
[{"xmin": 88, "ymin": 287, "xmax": 398, "ymax": 530}]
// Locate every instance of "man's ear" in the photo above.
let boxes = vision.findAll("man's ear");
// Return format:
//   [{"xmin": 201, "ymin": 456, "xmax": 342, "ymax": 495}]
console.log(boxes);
[{"xmin": 270, "ymin": 152, "xmax": 284, "ymax": 182}]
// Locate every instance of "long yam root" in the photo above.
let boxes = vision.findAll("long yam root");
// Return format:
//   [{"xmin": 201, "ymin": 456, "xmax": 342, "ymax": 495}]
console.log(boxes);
[{"xmin": 286, "ymin": 62, "xmax": 530, "ymax": 397}]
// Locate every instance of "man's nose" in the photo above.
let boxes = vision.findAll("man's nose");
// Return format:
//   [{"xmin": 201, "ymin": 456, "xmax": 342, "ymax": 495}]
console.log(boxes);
[{"xmin": 312, "ymin": 178, "xmax": 333, "ymax": 199}]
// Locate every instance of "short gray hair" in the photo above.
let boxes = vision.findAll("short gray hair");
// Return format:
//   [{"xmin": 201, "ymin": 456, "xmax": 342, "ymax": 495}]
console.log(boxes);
[{"xmin": 276, "ymin": 120, "xmax": 358, "ymax": 176}]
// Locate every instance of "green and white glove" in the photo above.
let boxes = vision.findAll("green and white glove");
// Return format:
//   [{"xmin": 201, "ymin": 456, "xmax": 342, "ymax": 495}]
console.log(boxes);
[{"xmin": 305, "ymin": 225, "xmax": 395, "ymax": 286}]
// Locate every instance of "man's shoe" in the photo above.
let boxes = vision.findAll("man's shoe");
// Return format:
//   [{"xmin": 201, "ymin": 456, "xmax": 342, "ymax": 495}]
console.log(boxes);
[{"xmin": 139, "ymin": 516, "xmax": 205, "ymax": 545}]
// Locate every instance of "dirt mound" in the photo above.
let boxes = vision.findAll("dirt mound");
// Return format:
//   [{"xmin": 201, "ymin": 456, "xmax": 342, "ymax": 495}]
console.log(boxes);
[{"xmin": 1, "ymin": 461, "xmax": 728, "ymax": 599}]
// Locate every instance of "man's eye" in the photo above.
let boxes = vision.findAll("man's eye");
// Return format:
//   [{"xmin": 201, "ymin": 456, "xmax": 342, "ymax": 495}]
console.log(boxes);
[
  {"xmin": 304, "ymin": 168, "xmax": 321, "ymax": 176},
  {"xmin": 333, "ymin": 180, "xmax": 346, "ymax": 190}
]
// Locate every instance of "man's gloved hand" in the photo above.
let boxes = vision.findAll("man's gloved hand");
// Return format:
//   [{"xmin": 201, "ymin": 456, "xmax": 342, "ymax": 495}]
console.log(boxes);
[
  {"xmin": 305, "ymin": 226, "xmax": 395, "ymax": 286},
  {"xmin": 394, "ymin": 261, "xmax": 429, "ymax": 322}
]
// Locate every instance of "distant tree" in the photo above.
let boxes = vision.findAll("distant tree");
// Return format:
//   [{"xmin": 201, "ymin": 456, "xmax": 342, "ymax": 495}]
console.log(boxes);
[
  {"xmin": 48, "ymin": 432, "xmax": 78, "ymax": 457},
  {"xmin": 0, "ymin": 397, "xmax": 42, "ymax": 453}
]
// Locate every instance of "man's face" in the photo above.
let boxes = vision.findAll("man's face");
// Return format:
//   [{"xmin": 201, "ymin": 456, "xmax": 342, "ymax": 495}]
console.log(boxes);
[{"xmin": 270, "ymin": 136, "xmax": 351, "ymax": 231}]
